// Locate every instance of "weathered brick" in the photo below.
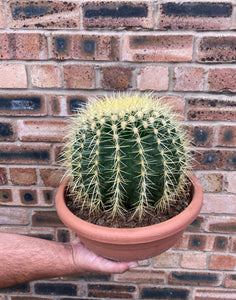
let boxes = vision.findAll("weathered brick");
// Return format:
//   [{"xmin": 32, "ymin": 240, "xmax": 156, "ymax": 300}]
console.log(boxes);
[
  {"xmin": 88, "ymin": 284, "xmax": 137, "ymax": 299},
  {"xmin": 0, "ymin": 283, "xmax": 30, "ymax": 294},
  {"xmin": 213, "ymin": 236, "xmax": 229, "ymax": 252},
  {"xmin": 7, "ymin": 0, "xmax": 80, "ymax": 29},
  {"xmin": 57, "ymin": 229, "xmax": 71, "ymax": 243},
  {"xmin": 51, "ymin": 34, "xmax": 120, "ymax": 61},
  {"xmin": 10, "ymin": 167, "xmax": 37, "ymax": 186},
  {"xmin": 159, "ymin": 96, "xmax": 185, "ymax": 120},
  {"xmin": 194, "ymin": 288, "xmax": 236, "ymax": 300},
  {"xmin": 32, "ymin": 210, "xmax": 63, "ymax": 227},
  {"xmin": 172, "ymin": 233, "xmax": 189, "ymax": 250},
  {"xmin": 49, "ymin": 95, "xmax": 88, "ymax": 116},
  {"xmin": 101, "ymin": 66, "xmax": 132, "ymax": 90},
  {"xmin": 173, "ymin": 67, "xmax": 205, "ymax": 91},
  {"xmin": 230, "ymin": 237, "xmax": 236, "ymax": 252},
  {"xmin": 137, "ymin": 66, "xmax": 169, "ymax": 91},
  {"xmin": 0, "ymin": 208, "xmax": 28, "ymax": 225},
  {"xmin": 40, "ymin": 168, "xmax": 65, "ymax": 187},
  {"xmin": 0, "ymin": 64, "xmax": 27, "ymax": 88},
  {"xmin": 209, "ymin": 254, "xmax": 236, "ymax": 270},
  {"xmin": 153, "ymin": 252, "xmax": 180, "ymax": 268},
  {"xmin": 217, "ymin": 125, "xmax": 236, "ymax": 147},
  {"xmin": 140, "ymin": 286, "xmax": 190, "ymax": 300},
  {"xmin": 20, "ymin": 189, "xmax": 38, "ymax": 205},
  {"xmin": 0, "ymin": 95, "xmax": 46, "ymax": 116},
  {"xmin": 181, "ymin": 252, "xmax": 207, "ymax": 269},
  {"xmin": 64, "ymin": 65, "xmax": 95, "ymax": 89},
  {"xmin": 0, "ymin": 226, "xmax": 55, "ymax": 240},
  {"xmin": 188, "ymin": 125, "xmax": 214, "ymax": 147},
  {"xmin": 11, "ymin": 297, "xmax": 55, "ymax": 300},
  {"xmin": 196, "ymin": 173, "xmax": 223, "ymax": 193},
  {"xmin": 158, "ymin": 2, "xmax": 232, "ymax": 31},
  {"xmin": 168, "ymin": 271, "xmax": 222, "ymax": 286},
  {"xmin": 53, "ymin": 144, "xmax": 64, "ymax": 165},
  {"xmin": 30, "ymin": 65, "xmax": 62, "ymax": 88},
  {"xmin": 0, "ymin": 189, "xmax": 12, "ymax": 203},
  {"xmin": 114, "ymin": 269, "xmax": 166, "ymax": 283},
  {"xmin": 224, "ymin": 274, "xmax": 236, "ymax": 288},
  {"xmin": 17, "ymin": 120, "xmax": 69, "ymax": 142},
  {"xmin": 0, "ymin": 2, "xmax": 6, "ymax": 28},
  {"xmin": 197, "ymin": 36, "xmax": 236, "ymax": 63},
  {"xmin": 0, "ymin": 120, "xmax": 15, "ymax": 141},
  {"xmin": 38, "ymin": 189, "xmax": 54, "ymax": 206},
  {"xmin": 122, "ymin": 34, "xmax": 194, "ymax": 62},
  {"xmin": 225, "ymin": 172, "xmax": 236, "ymax": 193},
  {"xmin": 0, "ymin": 33, "xmax": 48, "ymax": 60},
  {"xmin": 186, "ymin": 216, "xmax": 205, "ymax": 232},
  {"xmin": 0, "ymin": 167, "xmax": 8, "ymax": 185},
  {"xmin": 35, "ymin": 283, "xmax": 77, "ymax": 296},
  {"xmin": 188, "ymin": 234, "xmax": 207, "ymax": 251},
  {"xmin": 202, "ymin": 194, "xmax": 236, "ymax": 214},
  {"xmin": 82, "ymin": 1, "xmax": 153, "ymax": 29},
  {"xmin": 208, "ymin": 68, "xmax": 236, "ymax": 92},
  {"xmin": 192, "ymin": 149, "xmax": 236, "ymax": 171},
  {"xmin": 187, "ymin": 98, "xmax": 236, "ymax": 121},
  {"xmin": 0, "ymin": 144, "xmax": 51, "ymax": 164},
  {"xmin": 204, "ymin": 216, "xmax": 236, "ymax": 233}
]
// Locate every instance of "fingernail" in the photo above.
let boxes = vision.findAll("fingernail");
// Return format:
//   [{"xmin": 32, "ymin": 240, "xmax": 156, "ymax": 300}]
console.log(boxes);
[{"xmin": 129, "ymin": 262, "xmax": 138, "ymax": 269}]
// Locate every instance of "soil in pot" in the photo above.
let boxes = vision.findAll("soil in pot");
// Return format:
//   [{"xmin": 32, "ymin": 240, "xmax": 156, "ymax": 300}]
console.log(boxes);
[{"xmin": 65, "ymin": 179, "xmax": 193, "ymax": 229}]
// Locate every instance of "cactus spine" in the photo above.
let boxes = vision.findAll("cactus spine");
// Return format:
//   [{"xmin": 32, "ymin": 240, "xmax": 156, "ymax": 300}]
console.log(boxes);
[{"xmin": 64, "ymin": 94, "xmax": 191, "ymax": 219}]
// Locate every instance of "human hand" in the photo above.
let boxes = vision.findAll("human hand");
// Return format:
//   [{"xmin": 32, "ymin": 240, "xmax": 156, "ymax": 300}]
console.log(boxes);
[{"xmin": 70, "ymin": 238, "xmax": 138, "ymax": 274}]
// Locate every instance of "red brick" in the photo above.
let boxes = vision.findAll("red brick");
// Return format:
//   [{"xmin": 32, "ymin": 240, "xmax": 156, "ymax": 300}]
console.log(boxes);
[
  {"xmin": 82, "ymin": 1, "xmax": 154, "ymax": 29},
  {"xmin": 196, "ymin": 173, "xmax": 223, "ymax": 193},
  {"xmin": 88, "ymin": 283, "xmax": 137, "ymax": 299},
  {"xmin": 40, "ymin": 168, "xmax": 65, "ymax": 187},
  {"xmin": 208, "ymin": 68, "xmax": 236, "ymax": 92},
  {"xmin": 32, "ymin": 210, "xmax": 63, "ymax": 227},
  {"xmin": 0, "ymin": 64, "xmax": 27, "ymax": 88},
  {"xmin": 172, "ymin": 233, "xmax": 189, "ymax": 250},
  {"xmin": 197, "ymin": 36, "xmax": 236, "ymax": 63},
  {"xmin": 188, "ymin": 125, "xmax": 215, "ymax": 147},
  {"xmin": 17, "ymin": 120, "xmax": 69, "ymax": 142},
  {"xmin": 11, "ymin": 296, "xmax": 55, "ymax": 300},
  {"xmin": 49, "ymin": 95, "xmax": 88, "ymax": 116},
  {"xmin": 168, "ymin": 271, "xmax": 222, "ymax": 286},
  {"xmin": 0, "ymin": 33, "xmax": 48, "ymax": 60},
  {"xmin": 137, "ymin": 66, "xmax": 169, "ymax": 91},
  {"xmin": 122, "ymin": 34, "xmax": 194, "ymax": 62},
  {"xmin": 212, "ymin": 236, "xmax": 228, "ymax": 252},
  {"xmin": 0, "ymin": 143, "xmax": 51, "ymax": 164},
  {"xmin": 188, "ymin": 234, "xmax": 207, "ymax": 251},
  {"xmin": 209, "ymin": 254, "xmax": 236, "ymax": 270},
  {"xmin": 153, "ymin": 252, "xmax": 180, "ymax": 268},
  {"xmin": 230, "ymin": 237, "xmax": 236, "ymax": 252},
  {"xmin": 181, "ymin": 253, "xmax": 207, "ymax": 269},
  {"xmin": 225, "ymin": 172, "xmax": 236, "ymax": 194},
  {"xmin": 20, "ymin": 189, "xmax": 38, "ymax": 205},
  {"xmin": 51, "ymin": 34, "xmax": 120, "ymax": 61},
  {"xmin": 187, "ymin": 98, "xmax": 236, "ymax": 121},
  {"xmin": 0, "ymin": 167, "xmax": 8, "ymax": 185},
  {"xmin": 202, "ymin": 194, "xmax": 236, "ymax": 214},
  {"xmin": 101, "ymin": 66, "xmax": 132, "ymax": 90},
  {"xmin": 204, "ymin": 216, "xmax": 236, "ymax": 233},
  {"xmin": 0, "ymin": 208, "xmax": 28, "ymax": 225},
  {"xmin": 186, "ymin": 216, "xmax": 205, "ymax": 232},
  {"xmin": 173, "ymin": 67, "xmax": 205, "ymax": 91},
  {"xmin": 0, "ymin": 2, "xmax": 6, "ymax": 28},
  {"xmin": 140, "ymin": 286, "xmax": 190, "ymax": 300},
  {"xmin": 0, "ymin": 95, "xmax": 47, "ymax": 116},
  {"xmin": 192, "ymin": 149, "xmax": 236, "ymax": 171},
  {"xmin": 7, "ymin": 0, "xmax": 80, "ymax": 29},
  {"xmin": 114, "ymin": 269, "xmax": 166, "ymax": 283},
  {"xmin": 53, "ymin": 144, "xmax": 64, "ymax": 165},
  {"xmin": 224, "ymin": 274, "xmax": 236, "ymax": 288},
  {"xmin": 30, "ymin": 65, "xmax": 62, "ymax": 88},
  {"xmin": 0, "ymin": 120, "xmax": 15, "ymax": 141},
  {"xmin": 10, "ymin": 167, "xmax": 37, "ymax": 186},
  {"xmin": 64, "ymin": 65, "xmax": 95, "ymax": 89},
  {"xmin": 194, "ymin": 288, "xmax": 236, "ymax": 300},
  {"xmin": 0, "ymin": 189, "xmax": 12, "ymax": 203},
  {"xmin": 217, "ymin": 125, "xmax": 236, "ymax": 147},
  {"xmin": 159, "ymin": 96, "xmax": 185, "ymax": 120},
  {"xmin": 158, "ymin": 2, "xmax": 232, "ymax": 31}
]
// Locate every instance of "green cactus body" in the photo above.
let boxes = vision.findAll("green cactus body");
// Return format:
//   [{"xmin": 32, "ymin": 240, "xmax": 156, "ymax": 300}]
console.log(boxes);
[{"xmin": 64, "ymin": 94, "xmax": 191, "ymax": 218}]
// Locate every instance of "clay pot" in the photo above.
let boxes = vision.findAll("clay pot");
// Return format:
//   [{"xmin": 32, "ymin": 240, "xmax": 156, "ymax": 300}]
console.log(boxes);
[{"xmin": 56, "ymin": 173, "xmax": 203, "ymax": 261}]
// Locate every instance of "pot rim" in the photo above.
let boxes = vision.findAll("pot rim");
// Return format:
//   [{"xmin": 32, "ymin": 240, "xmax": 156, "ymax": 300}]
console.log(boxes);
[{"xmin": 56, "ymin": 173, "xmax": 203, "ymax": 244}]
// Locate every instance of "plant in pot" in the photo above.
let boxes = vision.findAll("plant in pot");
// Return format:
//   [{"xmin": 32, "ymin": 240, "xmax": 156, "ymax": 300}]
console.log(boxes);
[{"xmin": 56, "ymin": 93, "xmax": 203, "ymax": 261}]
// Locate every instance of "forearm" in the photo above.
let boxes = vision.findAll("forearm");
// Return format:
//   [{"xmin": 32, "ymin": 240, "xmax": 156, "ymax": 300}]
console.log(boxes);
[{"xmin": 0, "ymin": 233, "xmax": 77, "ymax": 288}]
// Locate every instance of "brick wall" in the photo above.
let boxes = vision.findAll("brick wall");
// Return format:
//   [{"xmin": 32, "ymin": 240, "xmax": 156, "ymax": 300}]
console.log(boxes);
[{"xmin": 0, "ymin": 0, "xmax": 235, "ymax": 299}]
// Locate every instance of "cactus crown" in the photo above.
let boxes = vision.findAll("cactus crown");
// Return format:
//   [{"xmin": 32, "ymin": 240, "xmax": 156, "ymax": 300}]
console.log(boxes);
[{"xmin": 63, "ymin": 93, "xmax": 191, "ymax": 219}]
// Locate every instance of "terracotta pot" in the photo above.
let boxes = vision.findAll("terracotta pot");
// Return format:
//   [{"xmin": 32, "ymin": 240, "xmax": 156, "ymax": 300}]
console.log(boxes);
[{"xmin": 56, "ymin": 173, "xmax": 203, "ymax": 261}]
